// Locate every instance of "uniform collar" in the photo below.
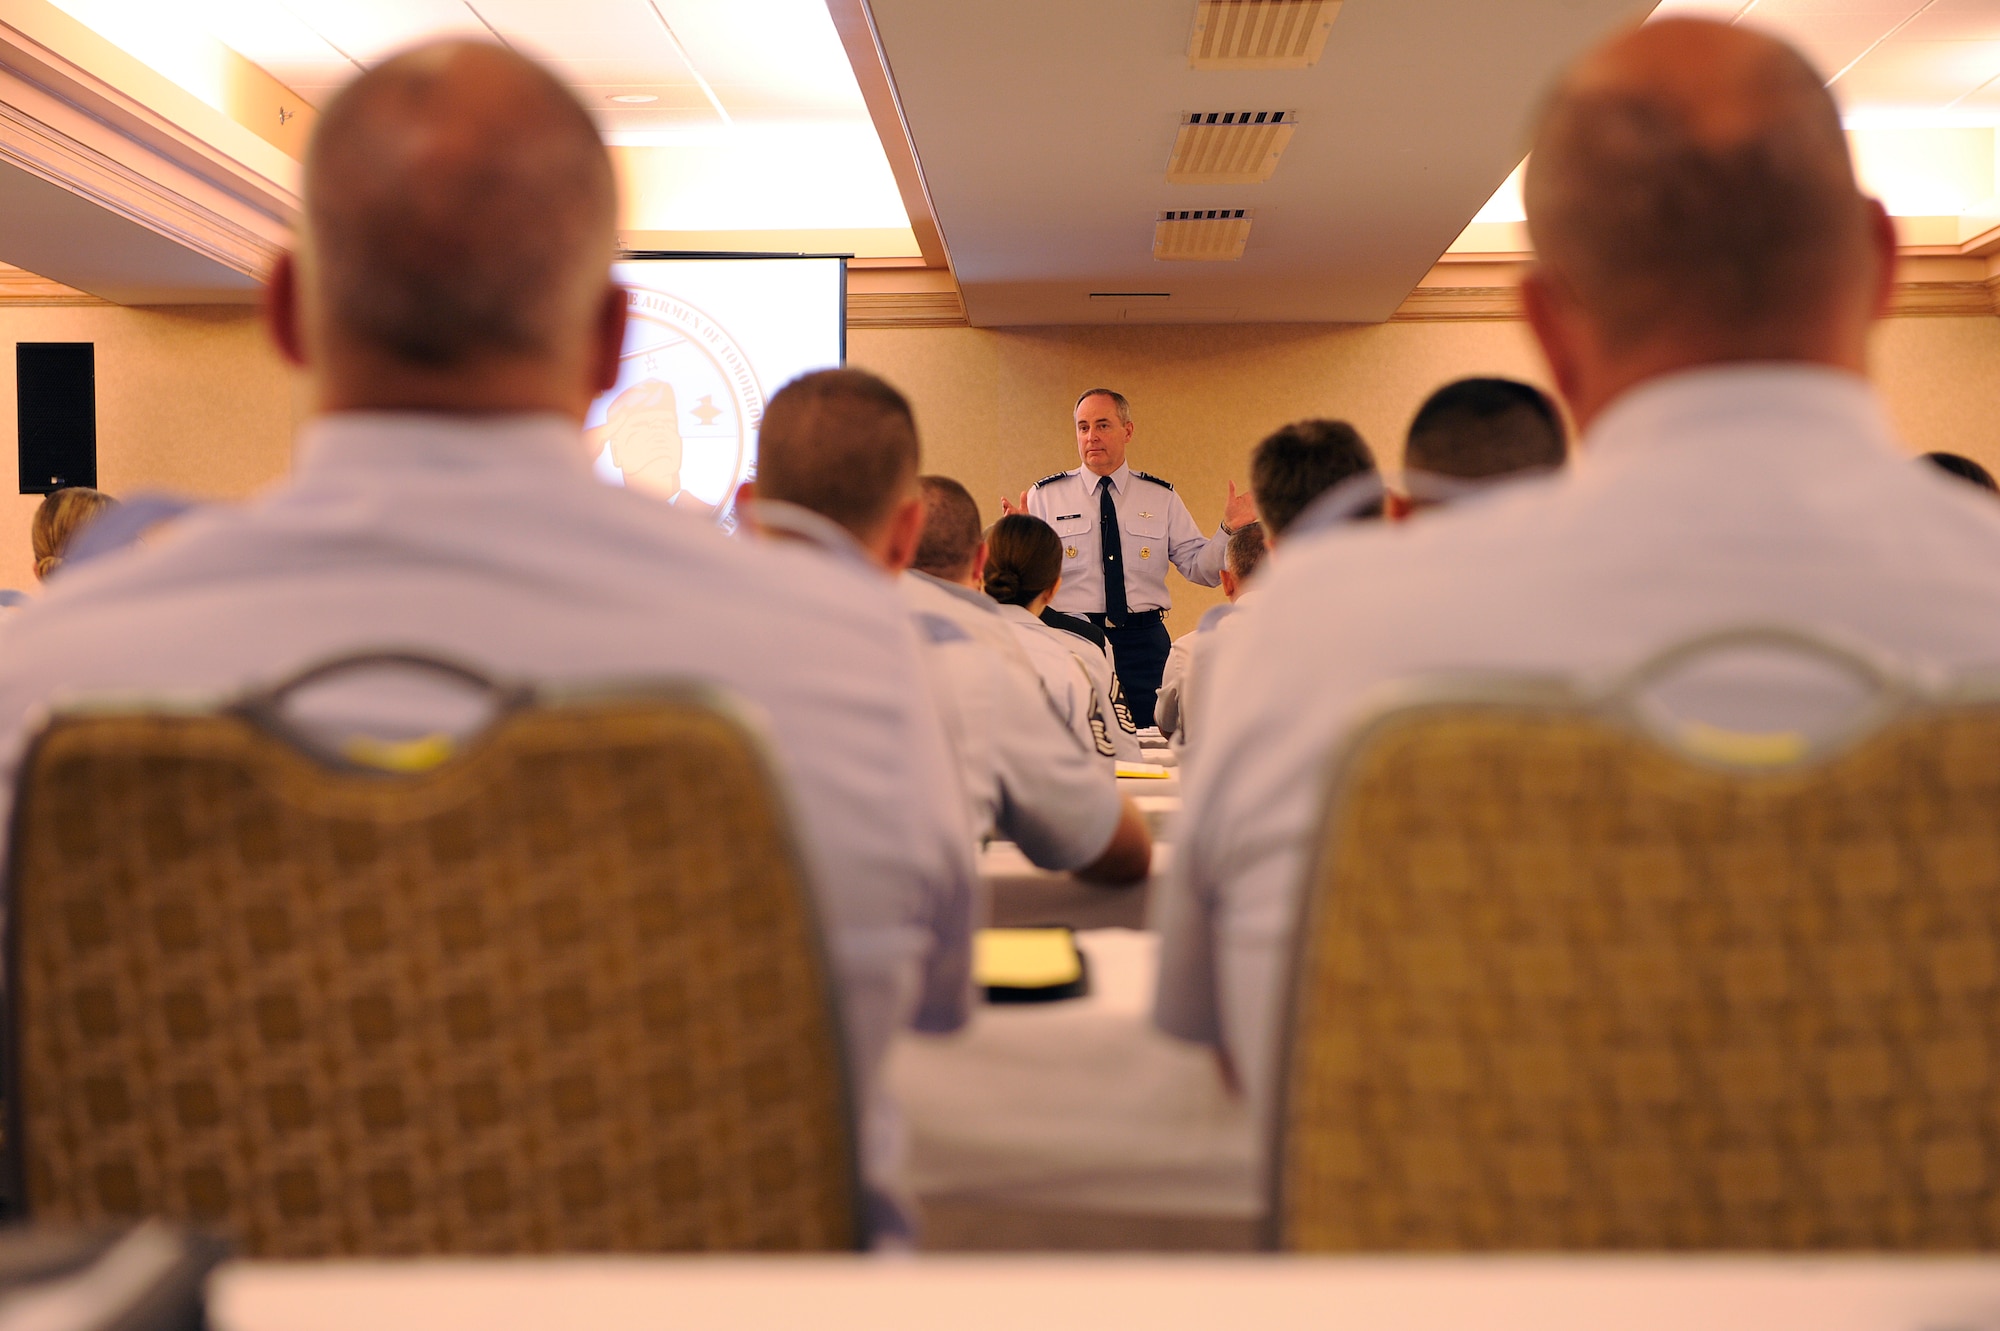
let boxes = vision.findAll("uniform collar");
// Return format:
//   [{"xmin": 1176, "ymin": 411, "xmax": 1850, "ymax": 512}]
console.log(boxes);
[
  {"xmin": 994, "ymin": 602, "xmax": 1045, "ymax": 627},
  {"xmin": 294, "ymin": 411, "xmax": 592, "ymax": 481},
  {"xmin": 906, "ymin": 568, "xmax": 1005, "ymax": 615},
  {"xmin": 744, "ymin": 499, "xmax": 883, "ymax": 574},
  {"xmin": 1083, "ymin": 461, "xmax": 1132, "ymax": 494},
  {"xmin": 1583, "ymin": 363, "xmax": 1896, "ymax": 469}
]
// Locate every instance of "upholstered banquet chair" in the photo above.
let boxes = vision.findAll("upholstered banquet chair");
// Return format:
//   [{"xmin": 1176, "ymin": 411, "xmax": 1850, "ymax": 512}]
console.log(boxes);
[
  {"xmin": 5, "ymin": 655, "xmax": 861, "ymax": 1256},
  {"xmin": 1274, "ymin": 629, "xmax": 2000, "ymax": 1250}
]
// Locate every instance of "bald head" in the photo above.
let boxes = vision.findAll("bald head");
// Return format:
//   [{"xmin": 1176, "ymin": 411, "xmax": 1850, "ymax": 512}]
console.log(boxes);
[
  {"xmin": 1526, "ymin": 19, "xmax": 1881, "ymax": 361},
  {"xmin": 301, "ymin": 42, "xmax": 617, "ymax": 373}
]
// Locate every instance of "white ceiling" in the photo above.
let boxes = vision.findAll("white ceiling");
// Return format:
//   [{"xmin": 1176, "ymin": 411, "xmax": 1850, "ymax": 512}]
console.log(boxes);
[
  {"xmin": 868, "ymin": 0, "xmax": 1654, "ymax": 325},
  {"xmin": 42, "ymin": 0, "xmax": 916, "ymax": 253},
  {"xmin": 1459, "ymin": 1, "xmax": 2000, "ymax": 241},
  {"xmin": 1655, "ymin": 0, "xmax": 2000, "ymax": 122},
  {"xmin": 41, "ymin": 0, "xmax": 2000, "ymax": 319},
  {"xmin": 0, "ymin": 158, "xmax": 260, "ymax": 303},
  {"xmin": 174, "ymin": 0, "xmax": 873, "ymax": 136},
  {"xmin": 49, "ymin": 0, "xmax": 871, "ymax": 134}
]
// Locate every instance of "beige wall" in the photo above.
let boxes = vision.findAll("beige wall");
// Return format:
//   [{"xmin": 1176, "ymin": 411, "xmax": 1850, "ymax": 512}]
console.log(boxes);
[
  {"xmin": 0, "ymin": 305, "xmax": 1989, "ymax": 635},
  {"xmin": 853, "ymin": 315, "xmax": 2000, "ymax": 637},
  {"xmin": 0, "ymin": 303, "xmax": 300, "ymax": 593}
]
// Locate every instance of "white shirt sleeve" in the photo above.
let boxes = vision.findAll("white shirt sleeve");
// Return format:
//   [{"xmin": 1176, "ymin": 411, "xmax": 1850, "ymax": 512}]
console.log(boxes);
[
  {"xmin": 1166, "ymin": 489, "xmax": 1226, "ymax": 587},
  {"xmin": 917, "ymin": 612, "xmax": 1121, "ymax": 870},
  {"xmin": 985, "ymin": 657, "xmax": 1124, "ymax": 869},
  {"xmin": 1152, "ymin": 852, "xmax": 1223, "ymax": 1046},
  {"xmin": 1156, "ymin": 634, "xmax": 1195, "ymax": 738}
]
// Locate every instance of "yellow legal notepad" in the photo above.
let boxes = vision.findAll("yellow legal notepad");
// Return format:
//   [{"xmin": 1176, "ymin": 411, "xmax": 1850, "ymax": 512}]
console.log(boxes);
[{"xmin": 974, "ymin": 928, "xmax": 1089, "ymax": 1003}]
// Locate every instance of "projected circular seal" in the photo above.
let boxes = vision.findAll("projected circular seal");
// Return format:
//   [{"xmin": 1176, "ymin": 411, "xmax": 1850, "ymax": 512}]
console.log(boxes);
[{"xmin": 584, "ymin": 286, "xmax": 766, "ymax": 525}]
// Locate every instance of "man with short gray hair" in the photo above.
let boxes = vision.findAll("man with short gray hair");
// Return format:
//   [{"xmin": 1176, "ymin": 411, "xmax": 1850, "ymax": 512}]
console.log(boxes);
[
  {"xmin": 747, "ymin": 374, "xmax": 1149, "ymax": 885},
  {"xmin": 1002, "ymin": 389, "xmax": 1259, "ymax": 729},
  {"xmin": 1161, "ymin": 18, "xmax": 2000, "ymax": 1119},
  {"xmin": 0, "ymin": 41, "xmax": 974, "ymax": 1240}
]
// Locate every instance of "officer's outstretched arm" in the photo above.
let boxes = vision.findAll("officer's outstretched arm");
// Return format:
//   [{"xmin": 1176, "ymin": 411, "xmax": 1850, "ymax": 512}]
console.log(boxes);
[{"xmin": 1075, "ymin": 797, "xmax": 1152, "ymax": 885}]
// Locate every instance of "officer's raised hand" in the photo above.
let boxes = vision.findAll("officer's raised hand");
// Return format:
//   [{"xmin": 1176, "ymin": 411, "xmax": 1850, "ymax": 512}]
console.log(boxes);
[
  {"xmin": 999, "ymin": 489, "xmax": 1028, "ymax": 516},
  {"xmin": 1223, "ymin": 480, "xmax": 1259, "ymax": 533}
]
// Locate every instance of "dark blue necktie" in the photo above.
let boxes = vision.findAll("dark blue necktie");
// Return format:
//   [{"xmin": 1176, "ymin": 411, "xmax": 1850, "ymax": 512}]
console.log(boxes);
[{"xmin": 1098, "ymin": 475, "xmax": 1127, "ymax": 626}]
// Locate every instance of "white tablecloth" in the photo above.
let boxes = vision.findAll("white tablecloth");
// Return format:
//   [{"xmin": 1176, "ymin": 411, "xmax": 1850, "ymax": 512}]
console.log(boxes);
[
  {"xmin": 212, "ymin": 1255, "xmax": 2000, "ymax": 1331},
  {"xmin": 1117, "ymin": 772, "xmax": 1180, "ymax": 800},
  {"xmin": 978, "ymin": 843, "xmax": 1167, "ymax": 929},
  {"xmin": 887, "ymin": 928, "xmax": 1256, "ymax": 1219},
  {"xmin": 979, "ymin": 793, "xmax": 1178, "ymax": 930}
]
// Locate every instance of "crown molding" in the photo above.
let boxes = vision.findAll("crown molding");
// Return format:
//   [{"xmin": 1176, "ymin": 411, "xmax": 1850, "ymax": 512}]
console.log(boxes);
[
  {"xmin": 1390, "ymin": 254, "xmax": 2000, "ymax": 323},
  {"xmin": 824, "ymin": 0, "xmax": 952, "ymax": 274},
  {"xmin": 845, "ymin": 265, "xmax": 967, "ymax": 328},
  {"xmin": 0, "ymin": 1, "xmax": 296, "ymax": 300}
]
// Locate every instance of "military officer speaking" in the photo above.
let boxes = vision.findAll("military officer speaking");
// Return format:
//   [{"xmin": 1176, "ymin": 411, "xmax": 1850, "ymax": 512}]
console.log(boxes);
[{"xmin": 1002, "ymin": 387, "xmax": 1258, "ymax": 729}]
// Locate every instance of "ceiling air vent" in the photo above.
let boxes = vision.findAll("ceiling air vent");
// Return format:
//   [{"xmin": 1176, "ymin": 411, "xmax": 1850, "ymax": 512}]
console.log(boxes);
[
  {"xmin": 1154, "ymin": 209, "xmax": 1252, "ymax": 261},
  {"xmin": 1189, "ymin": 0, "xmax": 1340, "ymax": 69},
  {"xmin": 1167, "ymin": 110, "xmax": 1296, "ymax": 184}
]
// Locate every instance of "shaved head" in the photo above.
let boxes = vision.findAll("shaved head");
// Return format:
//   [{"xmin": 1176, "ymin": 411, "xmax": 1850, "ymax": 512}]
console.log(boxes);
[
  {"xmin": 914, "ymin": 475, "xmax": 983, "ymax": 581},
  {"xmin": 1525, "ymin": 19, "xmax": 1879, "ymax": 359},
  {"xmin": 301, "ymin": 41, "xmax": 617, "ymax": 371},
  {"xmin": 757, "ymin": 369, "xmax": 921, "ymax": 540}
]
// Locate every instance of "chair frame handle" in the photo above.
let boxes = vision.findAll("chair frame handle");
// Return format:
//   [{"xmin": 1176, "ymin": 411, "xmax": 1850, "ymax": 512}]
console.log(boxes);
[
  {"xmin": 228, "ymin": 650, "xmax": 535, "ymax": 774},
  {"xmin": 1604, "ymin": 624, "xmax": 1914, "ymax": 771}
]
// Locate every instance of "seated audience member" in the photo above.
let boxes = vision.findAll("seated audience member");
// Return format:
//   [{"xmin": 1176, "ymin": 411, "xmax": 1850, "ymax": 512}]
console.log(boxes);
[
  {"xmin": 30, "ymin": 486, "xmax": 115, "ymax": 581},
  {"xmin": 60, "ymin": 493, "xmax": 204, "ymax": 572},
  {"xmin": 983, "ymin": 514, "xmax": 1142, "ymax": 763},
  {"xmin": 0, "ymin": 41, "xmax": 973, "ymax": 1237},
  {"xmin": 1157, "ymin": 523, "xmax": 1265, "ymax": 741},
  {"xmin": 1922, "ymin": 451, "xmax": 1999, "ymax": 493},
  {"xmin": 747, "ymin": 371, "xmax": 1148, "ymax": 883},
  {"xmin": 905, "ymin": 474, "xmax": 1033, "ymax": 671},
  {"xmin": 1158, "ymin": 18, "xmax": 2000, "ymax": 1119},
  {"xmin": 1033, "ymin": 601, "xmax": 1142, "ymax": 737},
  {"xmin": 1250, "ymin": 418, "xmax": 1384, "ymax": 541},
  {"xmin": 1165, "ymin": 420, "xmax": 1376, "ymax": 751},
  {"xmin": 1251, "ymin": 418, "xmax": 1379, "ymax": 536},
  {"xmin": 1393, "ymin": 377, "xmax": 1567, "ymax": 517}
]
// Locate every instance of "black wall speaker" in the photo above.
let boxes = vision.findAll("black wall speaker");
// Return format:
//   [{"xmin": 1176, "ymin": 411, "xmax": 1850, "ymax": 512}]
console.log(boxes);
[{"xmin": 17, "ymin": 342, "xmax": 96, "ymax": 495}]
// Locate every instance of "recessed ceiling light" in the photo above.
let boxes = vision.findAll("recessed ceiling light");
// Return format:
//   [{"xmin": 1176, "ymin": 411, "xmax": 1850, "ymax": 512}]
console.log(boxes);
[{"xmin": 610, "ymin": 93, "xmax": 659, "ymax": 104}]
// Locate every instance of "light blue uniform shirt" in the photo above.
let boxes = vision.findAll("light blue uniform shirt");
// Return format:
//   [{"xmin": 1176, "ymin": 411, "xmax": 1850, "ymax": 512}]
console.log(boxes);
[
  {"xmin": 1025, "ymin": 462, "xmax": 1227, "ymax": 615},
  {"xmin": 0, "ymin": 413, "xmax": 976, "ymax": 1225},
  {"xmin": 748, "ymin": 501, "xmax": 1121, "ymax": 870},
  {"xmin": 1159, "ymin": 365, "xmax": 2000, "ymax": 1138}
]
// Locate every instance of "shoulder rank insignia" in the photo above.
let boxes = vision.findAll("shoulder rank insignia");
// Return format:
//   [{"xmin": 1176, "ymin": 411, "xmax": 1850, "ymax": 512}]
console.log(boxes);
[
  {"xmin": 1131, "ymin": 469, "xmax": 1174, "ymax": 492},
  {"xmin": 1033, "ymin": 470, "xmax": 1071, "ymax": 488},
  {"xmin": 1087, "ymin": 695, "xmax": 1117, "ymax": 758}
]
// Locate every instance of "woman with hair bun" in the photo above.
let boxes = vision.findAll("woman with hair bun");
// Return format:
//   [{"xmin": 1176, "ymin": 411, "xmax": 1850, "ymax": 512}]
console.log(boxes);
[
  {"xmin": 983, "ymin": 514, "xmax": 1141, "ymax": 764},
  {"xmin": 31, "ymin": 487, "xmax": 115, "ymax": 582}
]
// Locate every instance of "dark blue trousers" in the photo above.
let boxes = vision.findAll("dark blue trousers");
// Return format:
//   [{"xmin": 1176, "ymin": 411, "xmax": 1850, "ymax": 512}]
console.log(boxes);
[{"xmin": 1092, "ymin": 610, "xmax": 1172, "ymax": 730}]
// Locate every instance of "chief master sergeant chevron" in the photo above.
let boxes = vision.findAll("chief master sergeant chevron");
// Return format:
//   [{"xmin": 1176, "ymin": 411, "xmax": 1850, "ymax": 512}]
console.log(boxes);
[{"xmin": 1002, "ymin": 388, "xmax": 1257, "ymax": 728}]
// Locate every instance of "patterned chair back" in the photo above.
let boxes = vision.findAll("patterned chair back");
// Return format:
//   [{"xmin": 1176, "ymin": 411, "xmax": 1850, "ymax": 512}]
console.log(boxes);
[
  {"xmin": 1274, "ymin": 629, "xmax": 2000, "ymax": 1249},
  {"xmin": 5, "ymin": 655, "xmax": 862, "ymax": 1255}
]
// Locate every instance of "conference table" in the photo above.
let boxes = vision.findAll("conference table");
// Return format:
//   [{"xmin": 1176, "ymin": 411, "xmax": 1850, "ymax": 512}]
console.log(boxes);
[
  {"xmin": 921, "ymin": 767, "xmax": 1252, "ymax": 1250},
  {"xmin": 980, "ymin": 771, "xmax": 1180, "ymax": 931},
  {"xmin": 210, "ymin": 1255, "xmax": 2000, "ymax": 1331}
]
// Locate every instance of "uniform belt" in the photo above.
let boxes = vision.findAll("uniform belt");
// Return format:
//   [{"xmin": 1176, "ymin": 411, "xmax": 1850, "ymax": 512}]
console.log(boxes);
[{"xmin": 1086, "ymin": 609, "xmax": 1164, "ymax": 628}]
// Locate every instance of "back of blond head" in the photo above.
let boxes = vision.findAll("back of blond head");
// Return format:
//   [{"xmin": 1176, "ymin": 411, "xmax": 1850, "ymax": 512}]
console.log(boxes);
[
  {"xmin": 303, "ymin": 41, "xmax": 616, "ymax": 369},
  {"xmin": 31, "ymin": 486, "xmax": 113, "ymax": 582},
  {"xmin": 1524, "ymin": 20, "xmax": 1874, "ymax": 354}
]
